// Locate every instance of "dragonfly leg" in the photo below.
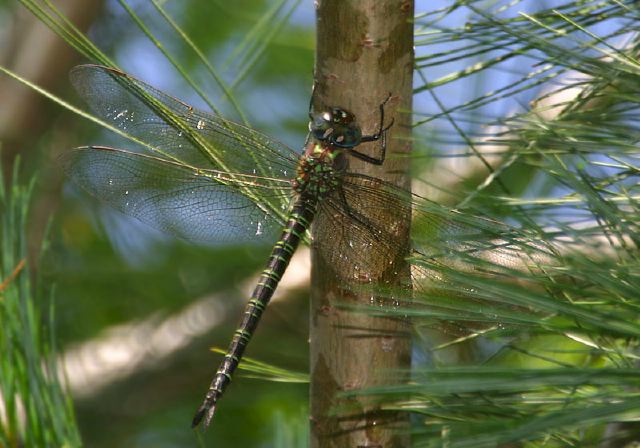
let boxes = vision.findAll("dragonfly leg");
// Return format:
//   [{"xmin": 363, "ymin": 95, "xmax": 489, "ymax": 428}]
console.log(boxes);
[
  {"xmin": 351, "ymin": 93, "xmax": 394, "ymax": 165},
  {"xmin": 338, "ymin": 186, "xmax": 374, "ymax": 230}
]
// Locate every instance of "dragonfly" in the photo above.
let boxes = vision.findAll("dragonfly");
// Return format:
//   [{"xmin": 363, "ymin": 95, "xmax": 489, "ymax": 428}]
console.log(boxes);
[{"xmin": 62, "ymin": 65, "xmax": 465, "ymax": 428}]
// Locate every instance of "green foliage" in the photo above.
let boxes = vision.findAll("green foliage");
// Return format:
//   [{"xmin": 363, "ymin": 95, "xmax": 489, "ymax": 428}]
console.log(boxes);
[{"xmin": 0, "ymin": 161, "xmax": 81, "ymax": 447}]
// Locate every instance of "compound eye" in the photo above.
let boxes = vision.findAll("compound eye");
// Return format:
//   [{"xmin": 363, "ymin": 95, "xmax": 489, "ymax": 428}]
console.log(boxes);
[
  {"xmin": 309, "ymin": 107, "xmax": 360, "ymax": 144},
  {"xmin": 309, "ymin": 112, "xmax": 334, "ymax": 141},
  {"xmin": 343, "ymin": 127, "xmax": 362, "ymax": 146},
  {"xmin": 332, "ymin": 126, "xmax": 362, "ymax": 147},
  {"xmin": 331, "ymin": 108, "xmax": 350, "ymax": 124}
]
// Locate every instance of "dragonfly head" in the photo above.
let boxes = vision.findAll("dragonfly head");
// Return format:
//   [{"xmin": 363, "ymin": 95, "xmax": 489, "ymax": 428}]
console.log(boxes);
[{"xmin": 309, "ymin": 107, "xmax": 362, "ymax": 148}]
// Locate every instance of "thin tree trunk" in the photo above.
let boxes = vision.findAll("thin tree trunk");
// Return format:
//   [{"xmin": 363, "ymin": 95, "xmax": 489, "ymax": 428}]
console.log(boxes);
[
  {"xmin": 309, "ymin": 1, "xmax": 414, "ymax": 447},
  {"xmin": 0, "ymin": 0, "xmax": 102, "ymax": 161},
  {"xmin": 0, "ymin": 0, "xmax": 102, "ymax": 267}
]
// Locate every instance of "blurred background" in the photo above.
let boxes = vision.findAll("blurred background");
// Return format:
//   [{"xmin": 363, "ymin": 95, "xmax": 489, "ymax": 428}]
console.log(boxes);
[{"xmin": 1, "ymin": 0, "xmax": 639, "ymax": 447}]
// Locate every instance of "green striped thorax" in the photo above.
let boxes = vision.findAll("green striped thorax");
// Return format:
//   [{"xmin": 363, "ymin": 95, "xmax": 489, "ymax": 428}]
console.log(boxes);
[{"xmin": 293, "ymin": 106, "xmax": 363, "ymax": 199}]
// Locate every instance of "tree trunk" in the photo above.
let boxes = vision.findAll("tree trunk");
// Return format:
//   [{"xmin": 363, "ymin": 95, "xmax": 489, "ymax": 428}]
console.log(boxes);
[{"xmin": 309, "ymin": 1, "xmax": 414, "ymax": 447}]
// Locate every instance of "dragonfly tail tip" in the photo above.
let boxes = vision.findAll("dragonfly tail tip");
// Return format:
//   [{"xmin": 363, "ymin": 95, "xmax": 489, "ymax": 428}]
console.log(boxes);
[{"xmin": 191, "ymin": 401, "xmax": 217, "ymax": 429}]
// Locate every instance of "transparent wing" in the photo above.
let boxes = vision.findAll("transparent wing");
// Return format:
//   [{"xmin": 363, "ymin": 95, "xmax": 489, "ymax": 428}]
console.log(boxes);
[
  {"xmin": 61, "ymin": 146, "xmax": 292, "ymax": 244},
  {"xmin": 70, "ymin": 65, "xmax": 299, "ymax": 178}
]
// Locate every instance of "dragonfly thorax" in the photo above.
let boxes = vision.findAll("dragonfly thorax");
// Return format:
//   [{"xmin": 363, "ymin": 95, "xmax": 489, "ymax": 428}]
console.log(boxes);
[
  {"xmin": 309, "ymin": 107, "xmax": 362, "ymax": 148},
  {"xmin": 292, "ymin": 142, "xmax": 342, "ymax": 199}
]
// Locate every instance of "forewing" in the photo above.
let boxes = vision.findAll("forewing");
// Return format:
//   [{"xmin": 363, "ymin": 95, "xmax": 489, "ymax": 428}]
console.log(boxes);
[
  {"xmin": 61, "ymin": 147, "xmax": 289, "ymax": 244},
  {"xmin": 69, "ymin": 65, "xmax": 299, "ymax": 178}
]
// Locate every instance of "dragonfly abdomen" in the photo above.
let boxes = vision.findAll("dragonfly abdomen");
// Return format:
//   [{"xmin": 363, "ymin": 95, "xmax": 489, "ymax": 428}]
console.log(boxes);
[{"xmin": 193, "ymin": 197, "xmax": 317, "ymax": 428}]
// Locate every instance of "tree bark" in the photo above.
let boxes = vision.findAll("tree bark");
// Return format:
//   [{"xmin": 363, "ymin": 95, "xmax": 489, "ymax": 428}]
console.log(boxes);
[{"xmin": 309, "ymin": 1, "xmax": 414, "ymax": 447}]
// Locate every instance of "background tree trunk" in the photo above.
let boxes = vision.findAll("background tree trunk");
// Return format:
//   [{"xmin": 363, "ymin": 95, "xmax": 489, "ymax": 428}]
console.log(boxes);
[
  {"xmin": 0, "ymin": 0, "xmax": 102, "ymax": 265},
  {"xmin": 309, "ymin": 1, "xmax": 414, "ymax": 447},
  {"xmin": 0, "ymin": 0, "xmax": 102, "ymax": 165}
]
